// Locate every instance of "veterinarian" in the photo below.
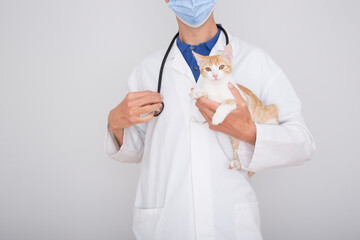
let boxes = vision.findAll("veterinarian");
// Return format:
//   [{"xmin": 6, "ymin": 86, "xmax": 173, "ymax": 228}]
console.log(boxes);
[{"xmin": 104, "ymin": 0, "xmax": 316, "ymax": 239}]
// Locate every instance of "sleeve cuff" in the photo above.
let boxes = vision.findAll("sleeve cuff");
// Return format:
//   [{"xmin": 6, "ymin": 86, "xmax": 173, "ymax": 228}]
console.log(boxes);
[
  {"xmin": 104, "ymin": 123, "xmax": 142, "ymax": 163},
  {"xmin": 238, "ymin": 122, "xmax": 259, "ymax": 171},
  {"xmin": 105, "ymin": 122, "xmax": 120, "ymax": 155},
  {"xmin": 239, "ymin": 121, "xmax": 314, "ymax": 172}
]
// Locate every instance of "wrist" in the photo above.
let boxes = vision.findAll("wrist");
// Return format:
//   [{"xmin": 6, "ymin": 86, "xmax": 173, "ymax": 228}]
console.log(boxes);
[
  {"xmin": 110, "ymin": 126, "xmax": 123, "ymax": 135},
  {"xmin": 108, "ymin": 122, "xmax": 123, "ymax": 134},
  {"xmin": 241, "ymin": 121, "xmax": 257, "ymax": 146},
  {"xmin": 112, "ymin": 127, "xmax": 124, "ymax": 147},
  {"xmin": 233, "ymin": 121, "xmax": 256, "ymax": 145},
  {"xmin": 108, "ymin": 123, "xmax": 124, "ymax": 146}
]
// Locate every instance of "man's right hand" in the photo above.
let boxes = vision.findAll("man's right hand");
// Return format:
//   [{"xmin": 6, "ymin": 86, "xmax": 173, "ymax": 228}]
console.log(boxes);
[{"xmin": 108, "ymin": 90, "xmax": 163, "ymax": 147}]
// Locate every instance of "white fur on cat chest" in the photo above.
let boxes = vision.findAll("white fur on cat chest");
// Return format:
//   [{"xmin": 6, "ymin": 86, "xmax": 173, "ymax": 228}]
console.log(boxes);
[{"xmin": 195, "ymin": 75, "xmax": 246, "ymax": 105}]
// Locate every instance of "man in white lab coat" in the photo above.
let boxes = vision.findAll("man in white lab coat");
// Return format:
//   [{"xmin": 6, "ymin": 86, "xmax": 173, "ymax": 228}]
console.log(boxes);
[{"xmin": 104, "ymin": 0, "xmax": 316, "ymax": 239}]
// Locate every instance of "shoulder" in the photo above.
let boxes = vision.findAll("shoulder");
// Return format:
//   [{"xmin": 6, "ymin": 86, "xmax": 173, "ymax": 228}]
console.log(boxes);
[
  {"xmin": 228, "ymin": 34, "xmax": 285, "ymax": 97},
  {"xmin": 230, "ymin": 35, "xmax": 281, "ymax": 73}
]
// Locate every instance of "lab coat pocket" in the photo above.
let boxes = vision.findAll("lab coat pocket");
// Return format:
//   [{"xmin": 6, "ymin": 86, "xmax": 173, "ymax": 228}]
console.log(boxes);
[
  {"xmin": 132, "ymin": 206, "xmax": 165, "ymax": 240},
  {"xmin": 233, "ymin": 201, "xmax": 263, "ymax": 240}
]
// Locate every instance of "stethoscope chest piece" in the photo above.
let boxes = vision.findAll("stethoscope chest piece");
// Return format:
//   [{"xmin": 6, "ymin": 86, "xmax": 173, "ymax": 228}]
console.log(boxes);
[{"xmin": 153, "ymin": 101, "xmax": 164, "ymax": 116}]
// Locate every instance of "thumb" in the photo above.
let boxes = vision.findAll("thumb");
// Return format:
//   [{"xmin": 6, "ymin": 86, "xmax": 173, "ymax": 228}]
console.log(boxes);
[{"xmin": 228, "ymin": 82, "xmax": 246, "ymax": 105}]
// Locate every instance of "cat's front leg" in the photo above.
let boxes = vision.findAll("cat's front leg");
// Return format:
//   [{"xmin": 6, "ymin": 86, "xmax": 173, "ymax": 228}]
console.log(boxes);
[
  {"xmin": 189, "ymin": 88, "xmax": 208, "ymax": 100},
  {"xmin": 212, "ymin": 99, "xmax": 237, "ymax": 125}
]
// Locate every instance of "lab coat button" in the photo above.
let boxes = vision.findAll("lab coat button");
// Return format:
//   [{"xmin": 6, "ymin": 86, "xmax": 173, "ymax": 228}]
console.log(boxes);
[{"xmin": 193, "ymin": 66, "xmax": 198, "ymax": 71}]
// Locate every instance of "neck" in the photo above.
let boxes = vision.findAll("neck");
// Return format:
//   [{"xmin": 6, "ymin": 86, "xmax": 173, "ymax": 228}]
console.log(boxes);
[{"xmin": 177, "ymin": 14, "xmax": 218, "ymax": 45}]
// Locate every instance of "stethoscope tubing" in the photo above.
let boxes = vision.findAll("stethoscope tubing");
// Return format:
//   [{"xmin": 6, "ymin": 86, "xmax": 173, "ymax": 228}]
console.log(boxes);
[{"xmin": 154, "ymin": 24, "xmax": 229, "ymax": 117}]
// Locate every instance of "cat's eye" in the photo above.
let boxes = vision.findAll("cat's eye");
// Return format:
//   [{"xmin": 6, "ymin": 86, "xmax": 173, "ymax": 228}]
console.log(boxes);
[
  {"xmin": 205, "ymin": 67, "xmax": 212, "ymax": 72},
  {"xmin": 219, "ymin": 65, "xmax": 225, "ymax": 70}
]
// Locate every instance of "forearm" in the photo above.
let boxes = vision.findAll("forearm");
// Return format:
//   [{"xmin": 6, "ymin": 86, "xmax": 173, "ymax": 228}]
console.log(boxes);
[
  {"xmin": 104, "ymin": 123, "xmax": 145, "ymax": 164},
  {"xmin": 238, "ymin": 118, "xmax": 316, "ymax": 172},
  {"xmin": 232, "ymin": 121, "xmax": 257, "ymax": 146}
]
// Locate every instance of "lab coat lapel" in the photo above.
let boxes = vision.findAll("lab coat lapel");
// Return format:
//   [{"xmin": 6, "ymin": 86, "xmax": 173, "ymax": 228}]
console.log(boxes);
[
  {"xmin": 209, "ymin": 31, "xmax": 230, "ymax": 56},
  {"xmin": 165, "ymin": 41, "xmax": 195, "ymax": 122},
  {"xmin": 169, "ymin": 43, "xmax": 195, "ymax": 83}
]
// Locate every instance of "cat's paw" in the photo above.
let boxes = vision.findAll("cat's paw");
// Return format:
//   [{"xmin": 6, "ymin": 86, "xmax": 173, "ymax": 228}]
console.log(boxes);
[
  {"xmin": 211, "ymin": 112, "xmax": 226, "ymax": 125},
  {"xmin": 228, "ymin": 160, "xmax": 241, "ymax": 170},
  {"xmin": 190, "ymin": 88, "xmax": 207, "ymax": 100}
]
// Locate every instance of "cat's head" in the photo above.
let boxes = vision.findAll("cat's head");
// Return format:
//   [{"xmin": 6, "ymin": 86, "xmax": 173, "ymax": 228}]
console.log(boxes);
[{"xmin": 192, "ymin": 43, "xmax": 233, "ymax": 82}]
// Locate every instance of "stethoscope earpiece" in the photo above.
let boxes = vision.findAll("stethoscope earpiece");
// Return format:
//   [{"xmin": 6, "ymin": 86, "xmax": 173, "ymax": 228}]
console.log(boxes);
[{"xmin": 154, "ymin": 24, "xmax": 229, "ymax": 117}]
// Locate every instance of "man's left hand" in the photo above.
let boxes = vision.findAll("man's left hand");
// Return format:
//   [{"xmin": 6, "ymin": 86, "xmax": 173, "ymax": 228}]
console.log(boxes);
[{"xmin": 192, "ymin": 82, "xmax": 257, "ymax": 146}]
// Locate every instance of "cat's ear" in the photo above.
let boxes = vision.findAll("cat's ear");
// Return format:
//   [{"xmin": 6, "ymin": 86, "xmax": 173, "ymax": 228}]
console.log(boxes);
[
  {"xmin": 192, "ymin": 51, "xmax": 206, "ymax": 65},
  {"xmin": 221, "ymin": 43, "xmax": 233, "ymax": 63}
]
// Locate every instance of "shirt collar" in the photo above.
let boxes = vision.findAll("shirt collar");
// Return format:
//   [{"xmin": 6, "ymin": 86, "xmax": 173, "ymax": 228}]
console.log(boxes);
[{"xmin": 176, "ymin": 24, "xmax": 222, "ymax": 54}]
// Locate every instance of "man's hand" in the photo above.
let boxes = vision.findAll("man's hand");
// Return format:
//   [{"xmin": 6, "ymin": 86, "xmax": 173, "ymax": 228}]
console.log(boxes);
[
  {"xmin": 193, "ymin": 82, "xmax": 257, "ymax": 145},
  {"xmin": 108, "ymin": 90, "xmax": 163, "ymax": 146}
]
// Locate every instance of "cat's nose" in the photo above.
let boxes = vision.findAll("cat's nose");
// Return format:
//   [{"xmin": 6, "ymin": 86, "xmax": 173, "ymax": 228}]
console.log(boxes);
[{"xmin": 213, "ymin": 74, "xmax": 218, "ymax": 79}]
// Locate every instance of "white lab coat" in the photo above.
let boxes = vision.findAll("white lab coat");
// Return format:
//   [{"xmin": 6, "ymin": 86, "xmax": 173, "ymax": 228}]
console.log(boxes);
[{"xmin": 104, "ymin": 31, "xmax": 316, "ymax": 240}]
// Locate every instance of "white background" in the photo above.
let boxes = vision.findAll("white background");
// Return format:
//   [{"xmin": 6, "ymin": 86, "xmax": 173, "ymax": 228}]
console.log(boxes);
[{"xmin": 0, "ymin": 0, "xmax": 359, "ymax": 239}]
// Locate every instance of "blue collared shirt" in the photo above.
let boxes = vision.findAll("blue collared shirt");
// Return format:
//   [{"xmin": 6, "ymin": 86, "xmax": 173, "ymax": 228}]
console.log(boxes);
[{"xmin": 176, "ymin": 26, "xmax": 221, "ymax": 82}]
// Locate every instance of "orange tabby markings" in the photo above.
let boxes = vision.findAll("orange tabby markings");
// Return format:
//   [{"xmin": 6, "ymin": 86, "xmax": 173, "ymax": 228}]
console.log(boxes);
[
  {"xmin": 236, "ymin": 84, "xmax": 279, "ymax": 124},
  {"xmin": 191, "ymin": 44, "xmax": 279, "ymax": 177},
  {"xmin": 223, "ymin": 99, "xmax": 236, "ymax": 105}
]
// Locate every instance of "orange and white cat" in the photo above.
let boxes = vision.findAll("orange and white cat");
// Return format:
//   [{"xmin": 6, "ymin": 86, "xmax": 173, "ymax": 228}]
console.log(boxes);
[{"xmin": 189, "ymin": 43, "xmax": 279, "ymax": 177}]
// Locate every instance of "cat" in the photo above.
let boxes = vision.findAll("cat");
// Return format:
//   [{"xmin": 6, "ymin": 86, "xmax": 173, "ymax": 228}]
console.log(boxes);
[{"xmin": 189, "ymin": 43, "xmax": 279, "ymax": 178}]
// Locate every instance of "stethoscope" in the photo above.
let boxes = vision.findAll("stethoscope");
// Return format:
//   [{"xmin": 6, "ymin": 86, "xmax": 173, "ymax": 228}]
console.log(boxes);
[{"xmin": 153, "ymin": 23, "xmax": 229, "ymax": 117}]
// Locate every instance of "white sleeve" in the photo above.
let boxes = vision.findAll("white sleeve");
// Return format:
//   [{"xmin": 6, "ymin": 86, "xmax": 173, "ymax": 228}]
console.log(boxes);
[
  {"xmin": 237, "ymin": 69, "xmax": 316, "ymax": 172},
  {"xmin": 104, "ymin": 122, "xmax": 145, "ymax": 163},
  {"xmin": 103, "ymin": 65, "xmax": 147, "ymax": 164}
]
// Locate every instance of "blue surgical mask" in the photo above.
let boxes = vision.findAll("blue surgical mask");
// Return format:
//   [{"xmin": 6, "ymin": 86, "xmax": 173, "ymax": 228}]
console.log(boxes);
[{"xmin": 168, "ymin": 0, "xmax": 217, "ymax": 28}]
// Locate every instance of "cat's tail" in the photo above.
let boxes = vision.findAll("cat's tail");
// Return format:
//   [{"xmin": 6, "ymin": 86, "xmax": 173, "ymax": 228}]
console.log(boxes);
[{"xmin": 264, "ymin": 104, "xmax": 279, "ymax": 124}]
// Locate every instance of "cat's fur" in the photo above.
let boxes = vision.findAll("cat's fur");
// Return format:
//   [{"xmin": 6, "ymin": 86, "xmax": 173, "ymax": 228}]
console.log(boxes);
[{"xmin": 189, "ymin": 43, "xmax": 279, "ymax": 177}]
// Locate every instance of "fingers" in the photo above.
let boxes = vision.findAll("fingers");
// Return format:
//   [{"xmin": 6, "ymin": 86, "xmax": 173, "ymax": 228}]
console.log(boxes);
[
  {"xmin": 195, "ymin": 98, "xmax": 218, "ymax": 129},
  {"xmin": 127, "ymin": 92, "xmax": 163, "ymax": 108},
  {"xmin": 195, "ymin": 97, "xmax": 220, "ymax": 112},
  {"xmin": 198, "ymin": 103, "xmax": 214, "ymax": 119},
  {"xmin": 134, "ymin": 111, "xmax": 155, "ymax": 124},
  {"xmin": 198, "ymin": 107, "xmax": 212, "ymax": 124},
  {"xmin": 126, "ymin": 90, "xmax": 162, "ymax": 101},
  {"xmin": 133, "ymin": 102, "xmax": 163, "ymax": 116},
  {"xmin": 196, "ymin": 101, "xmax": 216, "ymax": 128},
  {"xmin": 198, "ymin": 107, "xmax": 225, "ymax": 131},
  {"xmin": 227, "ymin": 82, "xmax": 246, "ymax": 106}
]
